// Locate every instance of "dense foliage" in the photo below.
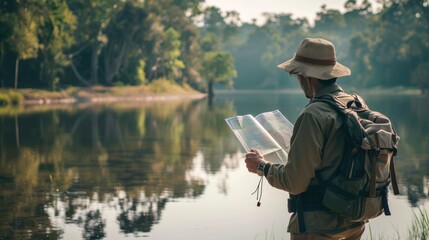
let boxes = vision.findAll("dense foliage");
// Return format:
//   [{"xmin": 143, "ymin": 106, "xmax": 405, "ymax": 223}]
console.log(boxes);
[
  {"xmin": 0, "ymin": 0, "xmax": 428, "ymax": 92},
  {"xmin": 229, "ymin": 0, "xmax": 429, "ymax": 92}
]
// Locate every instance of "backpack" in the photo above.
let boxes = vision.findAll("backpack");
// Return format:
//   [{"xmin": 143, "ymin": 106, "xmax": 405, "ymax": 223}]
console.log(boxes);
[{"xmin": 312, "ymin": 93, "xmax": 400, "ymax": 222}]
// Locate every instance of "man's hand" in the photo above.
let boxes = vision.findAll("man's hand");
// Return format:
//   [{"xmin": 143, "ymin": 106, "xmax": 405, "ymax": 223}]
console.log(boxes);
[{"xmin": 245, "ymin": 148, "xmax": 265, "ymax": 176}]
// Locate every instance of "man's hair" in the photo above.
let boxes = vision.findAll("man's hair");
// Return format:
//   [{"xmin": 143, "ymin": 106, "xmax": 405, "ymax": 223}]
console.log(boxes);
[{"xmin": 318, "ymin": 78, "xmax": 337, "ymax": 85}]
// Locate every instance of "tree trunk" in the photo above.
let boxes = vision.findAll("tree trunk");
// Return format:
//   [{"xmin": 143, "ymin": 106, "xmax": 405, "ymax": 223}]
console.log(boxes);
[
  {"xmin": 68, "ymin": 43, "xmax": 92, "ymax": 86},
  {"xmin": 208, "ymin": 80, "xmax": 214, "ymax": 107},
  {"xmin": 14, "ymin": 57, "xmax": 19, "ymax": 89},
  {"xmin": 90, "ymin": 43, "xmax": 100, "ymax": 85},
  {"xmin": 70, "ymin": 60, "xmax": 91, "ymax": 86},
  {"xmin": 39, "ymin": 62, "xmax": 44, "ymax": 83},
  {"xmin": 104, "ymin": 40, "xmax": 127, "ymax": 85},
  {"xmin": 208, "ymin": 80, "xmax": 214, "ymax": 99}
]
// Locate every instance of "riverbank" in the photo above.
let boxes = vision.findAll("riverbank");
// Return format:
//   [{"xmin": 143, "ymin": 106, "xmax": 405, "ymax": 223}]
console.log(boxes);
[
  {"xmin": 21, "ymin": 86, "xmax": 206, "ymax": 105},
  {"xmin": 0, "ymin": 80, "xmax": 207, "ymax": 107}
]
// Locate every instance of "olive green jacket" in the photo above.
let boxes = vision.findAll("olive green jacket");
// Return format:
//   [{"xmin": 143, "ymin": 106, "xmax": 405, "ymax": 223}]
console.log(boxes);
[{"xmin": 266, "ymin": 84, "xmax": 365, "ymax": 233}]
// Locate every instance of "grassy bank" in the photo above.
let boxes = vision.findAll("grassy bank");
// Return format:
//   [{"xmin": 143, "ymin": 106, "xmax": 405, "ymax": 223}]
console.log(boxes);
[{"xmin": 0, "ymin": 79, "xmax": 204, "ymax": 107}]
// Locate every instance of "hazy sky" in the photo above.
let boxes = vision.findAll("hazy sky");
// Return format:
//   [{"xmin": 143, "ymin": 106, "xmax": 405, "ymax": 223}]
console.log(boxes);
[{"xmin": 204, "ymin": 0, "xmax": 379, "ymax": 24}]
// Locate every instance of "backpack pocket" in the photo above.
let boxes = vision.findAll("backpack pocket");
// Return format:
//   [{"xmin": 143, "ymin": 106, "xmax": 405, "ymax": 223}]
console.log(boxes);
[
  {"xmin": 321, "ymin": 174, "xmax": 386, "ymax": 222},
  {"xmin": 351, "ymin": 196, "xmax": 383, "ymax": 222},
  {"xmin": 322, "ymin": 175, "xmax": 366, "ymax": 217}
]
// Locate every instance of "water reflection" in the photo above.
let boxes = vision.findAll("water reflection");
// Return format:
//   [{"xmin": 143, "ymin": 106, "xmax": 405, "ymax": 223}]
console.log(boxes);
[
  {"xmin": 0, "ymin": 99, "xmax": 238, "ymax": 239},
  {"xmin": 0, "ymin": 93, "xmax": 428, "ymax": 239}
]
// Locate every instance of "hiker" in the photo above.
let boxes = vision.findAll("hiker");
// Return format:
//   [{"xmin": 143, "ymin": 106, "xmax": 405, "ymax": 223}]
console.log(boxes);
[{"xmin": 245, "ymin": 38, "xmax": 367, "ymax": 240}]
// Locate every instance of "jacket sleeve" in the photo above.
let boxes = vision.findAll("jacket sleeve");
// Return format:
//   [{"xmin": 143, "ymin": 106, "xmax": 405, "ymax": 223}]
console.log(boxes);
[{"xmin": 266, "ymin": 111, "xmax": 325, "ymax": 195}]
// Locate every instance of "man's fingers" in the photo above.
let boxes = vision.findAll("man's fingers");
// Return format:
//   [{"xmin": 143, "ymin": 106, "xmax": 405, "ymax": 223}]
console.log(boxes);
[
  {"xmin": 245, "ymin": 155, "xmax": 262, "ymax": 160},
  {"xmin": 248, "ymin": 149, "xmax": 262, "ymax": 158}
]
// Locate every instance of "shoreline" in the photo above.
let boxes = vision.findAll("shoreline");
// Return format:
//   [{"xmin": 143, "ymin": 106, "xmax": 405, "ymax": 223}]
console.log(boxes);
[
  {"xmin": 0, "ymin": 86, "xmax": 207, "ymax": 115},
  {"xmin": 1, "ymin": 84, "xmax": 207, "ymax": 107},
  {"xmin": 22, "ymin": 92, "xmax": 207, "ymax": 105},
  {"xmin": 0, "ymin": 92, "xmax": 207, "ymax": 116}
]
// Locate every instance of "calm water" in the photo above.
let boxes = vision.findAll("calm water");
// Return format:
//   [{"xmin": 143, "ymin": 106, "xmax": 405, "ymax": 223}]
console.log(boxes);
[{"xmin": 0, "ymin": 92, "xmax": 428, "ymax": 240}]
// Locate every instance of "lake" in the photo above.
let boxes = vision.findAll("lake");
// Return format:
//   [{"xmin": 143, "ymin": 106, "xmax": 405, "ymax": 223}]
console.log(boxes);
[{"xmin": 0, "ymin": 91, "xmax": 428, "ymax": 240}]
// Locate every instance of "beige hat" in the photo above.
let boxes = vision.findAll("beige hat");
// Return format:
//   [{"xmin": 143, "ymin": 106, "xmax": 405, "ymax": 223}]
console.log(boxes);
[{"xmin": 277, "ymin": 38, "xmax": 351, "ymax": 80}]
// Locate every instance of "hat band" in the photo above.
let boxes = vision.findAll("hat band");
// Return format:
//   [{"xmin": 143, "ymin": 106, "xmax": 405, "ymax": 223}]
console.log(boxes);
[{"xmin": 294, "ymin": 55, "xmax": 336, "ymax": 66}]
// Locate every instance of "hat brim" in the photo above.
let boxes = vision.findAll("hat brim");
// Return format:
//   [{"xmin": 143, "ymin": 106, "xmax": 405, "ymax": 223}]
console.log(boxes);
[{"xmin": 277, "ymin": 59, "xmax": 351, "ymax": 80}]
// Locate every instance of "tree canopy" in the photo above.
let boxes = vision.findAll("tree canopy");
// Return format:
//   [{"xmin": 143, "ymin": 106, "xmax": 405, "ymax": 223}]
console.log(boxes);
[{"xmin": 0, "ymin": 0, "xmax": 428, "ymax": 93}]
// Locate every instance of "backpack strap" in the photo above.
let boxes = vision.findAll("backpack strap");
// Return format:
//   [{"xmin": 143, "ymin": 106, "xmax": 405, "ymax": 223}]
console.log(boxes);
[
  {"xmin": 390, "ymin": 155, "xmax": 400, "ymax": 195},
  {"xmin": 390, "ymin": 127, "xmax": 400, "ymax": 196}
]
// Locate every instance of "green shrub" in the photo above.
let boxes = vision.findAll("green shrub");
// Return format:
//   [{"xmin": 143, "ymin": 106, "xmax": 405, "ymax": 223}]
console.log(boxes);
[
  {"xmin": 149, "ymin": 78, "xmax": 185, "ymax": 93},
  {"xmin": 8, "ymin": 90, "xmax": 23, "ymax": 106},
  {"xmin": 0, "ymin": 93, "xmax": 10, "ymax": 106},
  {"xmin": 0, "ymin": 90, "xmax": 23, "ymax": 107}
]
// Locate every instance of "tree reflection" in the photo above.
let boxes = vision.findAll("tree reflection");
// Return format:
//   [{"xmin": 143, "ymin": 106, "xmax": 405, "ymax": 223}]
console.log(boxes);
[
  {"xmin": 0, "ymin": 98, "xmax": 238, "ymax": 238},
  {"xmin": 83, "ymin": 210, "xmax": 105, "ymax": 240},
  {"xmin": 117, "ymin": 195, "xmax": 167, "ymax": 233}
]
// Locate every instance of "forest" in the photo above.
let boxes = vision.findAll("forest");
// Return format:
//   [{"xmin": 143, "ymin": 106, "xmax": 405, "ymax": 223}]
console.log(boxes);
[{"xmin": 0, "ymin": 0, "xmax": 428, "ymax": 93}]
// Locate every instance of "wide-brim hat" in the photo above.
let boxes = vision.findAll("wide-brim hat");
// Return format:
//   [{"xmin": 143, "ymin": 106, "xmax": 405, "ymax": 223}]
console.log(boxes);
[{"xmin": 277, "ymin": 38, "xmax": 351, "ymax": 80}]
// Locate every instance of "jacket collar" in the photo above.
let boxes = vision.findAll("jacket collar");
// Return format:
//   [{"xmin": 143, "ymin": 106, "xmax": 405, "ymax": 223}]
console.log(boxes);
[{"xmin": 314, "ymin": 83, "xmax": 343, "ymax": 98}]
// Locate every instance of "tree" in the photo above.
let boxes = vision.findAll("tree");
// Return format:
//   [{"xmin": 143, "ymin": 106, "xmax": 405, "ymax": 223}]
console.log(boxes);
[
  {"xmin": 0, "ymin": 5, "xmax": 14, "ymax": 87},
  {"xmin": 101, "ymin": 2, "xmax": 147, "ymax": 85},
  {"xmin": 68, "ymin": 0, "xmax": 120, "ymax": 85},
  {"xmin": 6, "ymin": 1, "xmax": 40, "ymax": 88},
  {"xmin": 201, "ymin": 51, "xmax": 236, "ymax": 103},
  {"xmin": 260, "ymin": 14, "xmax": 307, "ymax": 88},
  {"xmin": 147, "ymin": 27, "xmax": 185, "ymax": 81},
  {"xmin": 0, "ymin": 0, "xmax": 76, "ymax": 89},
  {"xmin": 37, "ymin": 0, "xmax": 76, "ymax": 89},
  {"xmin": 142, "ymin": 0, "xmax": 203, "ymax": 86},
  {"xmin": 313, "ymin": 5, "xmax": 346, "ymax": 35}
]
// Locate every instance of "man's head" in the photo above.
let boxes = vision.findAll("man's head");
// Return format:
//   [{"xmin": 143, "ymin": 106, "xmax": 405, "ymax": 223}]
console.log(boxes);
[
  {"xmin": 278, "ymin": 38, "xmax": 350, "ymax": 79},
  {"xmin": 277, "ymin": 38, "xmax": 349, "ymax": 98}
]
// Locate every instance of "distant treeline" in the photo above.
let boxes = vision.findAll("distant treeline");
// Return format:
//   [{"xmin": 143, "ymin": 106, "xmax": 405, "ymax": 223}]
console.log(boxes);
[{"xmin": 0, "ymin": 0, "xmax": 428, "ymax": 93}]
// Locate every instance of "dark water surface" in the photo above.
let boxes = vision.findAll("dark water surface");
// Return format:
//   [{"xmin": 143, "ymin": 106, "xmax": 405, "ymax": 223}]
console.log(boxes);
[{"xmin": 0, "ymin": 92, "xmax": 428, "ymax": 239}]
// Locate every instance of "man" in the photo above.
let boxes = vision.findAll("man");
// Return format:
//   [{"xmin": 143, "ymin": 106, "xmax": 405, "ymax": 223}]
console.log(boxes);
[{"xmin": 245, "ymin": 38, "xmax": 365, "ymax": 240}]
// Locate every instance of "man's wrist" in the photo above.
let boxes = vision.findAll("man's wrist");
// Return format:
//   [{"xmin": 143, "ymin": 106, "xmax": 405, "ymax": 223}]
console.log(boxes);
[
  {"xmin": 263, "ymin": 162, "xmax": 272, "ymax": 177},
  {"xmin": 256, "ymin": 161, "xmax": 265, "ymax": 176},
  {"xmin": 257, "ymin": 161, "xmax": 272, "ymax": 177}
]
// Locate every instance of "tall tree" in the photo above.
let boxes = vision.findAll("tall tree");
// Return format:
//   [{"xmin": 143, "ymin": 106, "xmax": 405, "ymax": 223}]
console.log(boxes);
[
  {"xmin": 143, "ymin": 0, "xmax": 203, "ymax": 86},
  {"xmin": 68, "ymin": 0, "xmax": 120, "ymax": 85},
  {"xmin": 0, "ymin": 2, "xmax": 15, "ymax": 87},
  {"xmin": 159, "ymin": 28, "xmax": 185, "ymax": 81},
  {"xmin": 101, "ymin": 2, "xmax": 147, "ymax": 85},
  {"xmin": 201, "ymin": 51, "xmax": 236, "ymax": 102},
  {"xmin": 5, "ymin": 1, "xmax": 40, "ymax": 88},
  {"xmin": 37, "ymin": 0, "xmax": 76, "ymax": 89}
]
